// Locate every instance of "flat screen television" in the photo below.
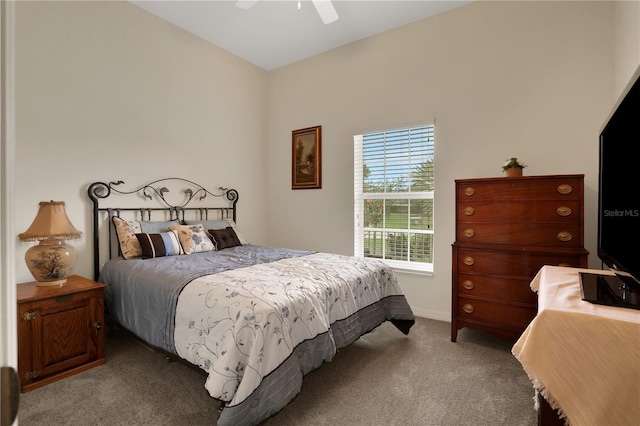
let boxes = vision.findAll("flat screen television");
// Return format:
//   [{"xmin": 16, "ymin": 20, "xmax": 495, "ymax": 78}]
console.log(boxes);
[{"xmin": 581, "ymin": 65, "xmax": 640, "ymax": 310}]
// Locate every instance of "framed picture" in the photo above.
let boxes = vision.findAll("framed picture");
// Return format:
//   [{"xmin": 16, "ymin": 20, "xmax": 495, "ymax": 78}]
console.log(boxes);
[{"xmin": 292, "ymin": 125, "xmax": 322, "ymax": 189}]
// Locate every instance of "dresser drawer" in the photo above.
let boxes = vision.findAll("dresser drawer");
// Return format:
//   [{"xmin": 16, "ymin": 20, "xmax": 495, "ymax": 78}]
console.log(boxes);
[
  {"xmin": 456, "ymin": 273, "xmax": 537, "ymax": 305},
  {"xmin": 456, "ymin": 223, "xmax": 583, "ymax": 247},
  {"xmin": 456, "ymin": 248, "xmax": 585, "ymax": 277},
  {"xmin": 456, "ymin": 296, "xmax": 536, "ymax": 330},
  {"xmin": 457, "ymin": 176, "xmax": 583, "ymax": 201},
  {"xmin": 456, "ymin": 200, "xmax": 581, "ymax": 223}
]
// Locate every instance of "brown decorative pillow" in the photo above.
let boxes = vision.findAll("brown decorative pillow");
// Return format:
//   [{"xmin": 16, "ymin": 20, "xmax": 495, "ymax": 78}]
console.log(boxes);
[{"xmin": 209, "ymin": 227, "xmax": 242, "ymax": 250}]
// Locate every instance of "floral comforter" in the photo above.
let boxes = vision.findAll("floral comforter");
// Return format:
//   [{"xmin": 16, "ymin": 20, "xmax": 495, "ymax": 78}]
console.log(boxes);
[{"xmin": 175, "ymin": 252, "xmax": 414, "ymax": 425}]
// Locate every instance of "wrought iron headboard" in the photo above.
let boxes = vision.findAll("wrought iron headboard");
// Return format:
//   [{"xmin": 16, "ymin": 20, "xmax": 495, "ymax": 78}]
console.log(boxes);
[{"xmin": 87, "ymin": 178, "xmax": 239, "ymax": 281}]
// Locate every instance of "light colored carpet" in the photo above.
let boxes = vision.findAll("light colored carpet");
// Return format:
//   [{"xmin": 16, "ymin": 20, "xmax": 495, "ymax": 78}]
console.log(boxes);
[{"xmin": 18, "ymin": 317, "xmax": 537, "ymax": 425}]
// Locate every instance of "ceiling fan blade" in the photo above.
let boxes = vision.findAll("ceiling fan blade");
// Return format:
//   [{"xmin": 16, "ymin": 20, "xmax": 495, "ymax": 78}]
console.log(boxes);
[
  {"xmin": 311, "ymin": 0, "xmax": 339, "ymax": 24},
  {"xmin": 236, "ymin": 0, "xmax": 259, "ymax": 10}
]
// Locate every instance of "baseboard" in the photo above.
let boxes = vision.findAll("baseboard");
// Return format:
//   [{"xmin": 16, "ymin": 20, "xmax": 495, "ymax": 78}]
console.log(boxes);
[{"xmin": 410, "ymin": 308, "xmax": 450, "ymax": 322}]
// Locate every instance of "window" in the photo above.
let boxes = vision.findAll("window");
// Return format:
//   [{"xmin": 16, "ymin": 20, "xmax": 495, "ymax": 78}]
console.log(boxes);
[{"xmin": 354, "ymin": 124, "xmax": 434, "ymax": 272}]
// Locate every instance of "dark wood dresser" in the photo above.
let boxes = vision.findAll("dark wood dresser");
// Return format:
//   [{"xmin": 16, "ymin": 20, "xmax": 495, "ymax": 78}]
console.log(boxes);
[{"xmin": 451, "ymin": 174, "xmax": 589, "ymax": 341}]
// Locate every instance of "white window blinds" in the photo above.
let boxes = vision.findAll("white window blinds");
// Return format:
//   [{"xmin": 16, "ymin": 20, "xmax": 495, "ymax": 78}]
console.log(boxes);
[{"xmin": 354, "ymin": 124, "xmax": 434, "ymax": 272}]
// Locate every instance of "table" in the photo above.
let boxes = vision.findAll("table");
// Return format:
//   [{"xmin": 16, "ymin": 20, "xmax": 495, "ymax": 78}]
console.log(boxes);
[{"xmin": 512, "ymin": 265, "xmax": 640, "ymax": 426}]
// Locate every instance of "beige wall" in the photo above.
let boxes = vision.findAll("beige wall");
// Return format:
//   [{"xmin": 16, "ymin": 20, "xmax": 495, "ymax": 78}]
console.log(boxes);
[
  {"xmin": 13, "ymin": 1, "xmax": 640, "ymax": 321},
  {"xmin": 614, "ymin": 1, "xmax": 640, "ymax": 95},
  {"xmin": 14, "ymin": 1, "xmax": 269, "ymax": 283},
  {"xmin": 266, "ymin": 1, "xmax": 616, "ymax": 319}
]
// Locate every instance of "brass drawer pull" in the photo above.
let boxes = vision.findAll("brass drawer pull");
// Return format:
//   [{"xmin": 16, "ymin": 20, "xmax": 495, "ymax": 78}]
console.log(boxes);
[
  {"xmin": 557, "ymin": 231, "xmax": 573, "ymax": 241},
  {"xmin": 463, "ymin": 256, "xmax": 475, "ymax": 266},
  {"xmin": 463, "ymin": 304, "xmax": 474, "ymax": 314},
  {"xmin": 463, "ymin": 206, "xmax": 475, "ymax": 216},
  {"xmin": 557, "ymin": 184, "xmax": 573, "ymax": 194},
  {"xmin": 463, "ymin": 228, "xmax": 475, "ymax": 238},
  {"xmin": 464, "ymin": 187, "xmax": 475, "ymax": 196},
  {"xmin": 462, "ymin": 280, "xmax": 475, "ymax": 290},
  {"xmin": 556, "ymin": 206, "xmax": 572, "ymax": 217}
]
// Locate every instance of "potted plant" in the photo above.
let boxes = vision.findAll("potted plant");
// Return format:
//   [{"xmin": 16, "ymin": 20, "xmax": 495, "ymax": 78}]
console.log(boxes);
[{"xmin": 502, "ymin": 157, "xmax": 526, "ymax": 177}]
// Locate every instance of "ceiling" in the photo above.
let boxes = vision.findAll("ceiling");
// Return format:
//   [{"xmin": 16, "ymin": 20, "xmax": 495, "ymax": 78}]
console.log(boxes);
[{"xmin": 130, "ymin": 1, "xmax": 471, "ymax": 71}]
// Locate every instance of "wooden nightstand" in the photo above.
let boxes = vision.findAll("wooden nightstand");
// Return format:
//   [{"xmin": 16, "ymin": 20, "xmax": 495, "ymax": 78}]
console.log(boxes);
[{"xmin": 17, "ymin": 275, "xmax": 106, "ymax": 392}]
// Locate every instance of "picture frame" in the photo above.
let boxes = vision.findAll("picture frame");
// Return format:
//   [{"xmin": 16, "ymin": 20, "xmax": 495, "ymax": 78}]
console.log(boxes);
[{"xmin": 292, "ymin": 125, "xmax": 322, "ymax": 189}]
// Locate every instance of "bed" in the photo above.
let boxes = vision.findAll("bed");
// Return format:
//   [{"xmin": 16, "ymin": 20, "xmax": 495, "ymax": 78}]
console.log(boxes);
[{"xmin": 88, "ymin": 178, "xmax": 415, "ymax": 426}]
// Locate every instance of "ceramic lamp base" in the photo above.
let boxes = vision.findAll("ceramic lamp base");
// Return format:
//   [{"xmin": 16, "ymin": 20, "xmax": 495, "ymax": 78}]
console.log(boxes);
[
  {"xmin": 35, "ymin": 278, "xmax": 67, "ymax": 287},
  {"xmin": 24, "ymin": 240, "xmax": 76, "ymax": 286}
]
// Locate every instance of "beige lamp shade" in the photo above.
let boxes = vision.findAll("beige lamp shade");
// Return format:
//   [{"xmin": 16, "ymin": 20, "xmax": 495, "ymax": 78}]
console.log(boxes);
[
  {"xmin": 19, "ymin": 201, "xmax": 82, "ymax": 286},
  {"xmin": 19, "ymin": 201, "xmax": 82, "ymax": 241}
]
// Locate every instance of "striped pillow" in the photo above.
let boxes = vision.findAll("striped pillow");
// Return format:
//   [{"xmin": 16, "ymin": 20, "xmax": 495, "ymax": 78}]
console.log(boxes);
[{"xmin": 135, "ymin": 231, "xmax": 184, "ymax": 258}]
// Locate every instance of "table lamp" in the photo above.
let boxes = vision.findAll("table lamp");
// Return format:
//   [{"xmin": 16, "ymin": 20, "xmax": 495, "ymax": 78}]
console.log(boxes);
[{"xmin": 18, "ymin": 201, "xmax": 82, "ymax": 286}]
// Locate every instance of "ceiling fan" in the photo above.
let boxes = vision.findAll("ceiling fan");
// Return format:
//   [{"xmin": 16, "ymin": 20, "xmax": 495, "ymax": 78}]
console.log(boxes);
[{"xmin": 235, "ymin": 0, "xmax": 339, "ymax": 25}]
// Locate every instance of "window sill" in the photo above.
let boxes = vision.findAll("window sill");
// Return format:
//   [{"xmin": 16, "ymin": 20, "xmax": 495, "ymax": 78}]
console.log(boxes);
[
  {"xmin": 378, "ymin": 259, "xmax": 433, "ymax": 275},
  {"xmin": 390, "ymin": 266, "xmax": 434, "ymax": 276}
]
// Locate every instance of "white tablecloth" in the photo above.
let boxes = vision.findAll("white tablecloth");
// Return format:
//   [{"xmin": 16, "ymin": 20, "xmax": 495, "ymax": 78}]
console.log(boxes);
[{"xmin": 512, "ymin": 265, "xmax": 640, "ymax": 426}]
